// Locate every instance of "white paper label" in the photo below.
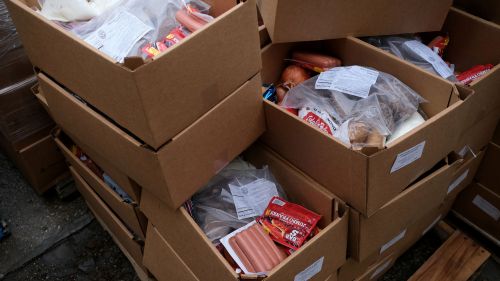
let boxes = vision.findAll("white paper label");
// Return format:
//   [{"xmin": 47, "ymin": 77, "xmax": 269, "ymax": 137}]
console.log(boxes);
[
  {"xmin": 315, "ymin": 66, "xmax": 379, "ymax": 98},
  {"xmin": 391, "ymin": 141, "xmax": 426, "ymax": 173},
  {"xmin": 370, "ymin": 259, "xmax": 393, "ymax": 280},
  {"xmin": 380, "ymin": 229, "xmax": 406, "ymax": 254},
  {"xmin": 448, "ymin": 169, "xmax": 469, "ymax": 194},
  {"xmin": 472, "ymin": 195, "xmax": 500, "ymax": 221},
  {"xmin": 422, "ymin": 215, "xmax": 442, "ymax": 236},
  {"xmin": 84, "ymin": 11, "xmax": 152, "ymax": 62},
  {"xmin": 294, "ymin": 257, "xmax": 324, "ymax": 281},
  {"xmin": 229, "ymin": 179, "xmax": 278, "ymax": 220},
  {"xmin": 404, "ymin": 40, "xmax": 454, "ymax": 79}
]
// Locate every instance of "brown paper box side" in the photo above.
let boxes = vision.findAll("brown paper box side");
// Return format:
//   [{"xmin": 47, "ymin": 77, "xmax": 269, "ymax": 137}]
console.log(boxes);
[{"xmin": 476, "ymin": 142, "xmax": 500, "ymax": 196}]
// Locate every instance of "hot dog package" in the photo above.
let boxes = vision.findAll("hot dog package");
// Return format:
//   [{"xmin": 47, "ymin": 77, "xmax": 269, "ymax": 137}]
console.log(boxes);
[
  {"xmin": 65, "ymin": 0, "xmax": 213, "ymax": 62},
  {"xmin": 281, "ymin": 66, "xmax": 425, "ymax": 150},
  {"xmin": 365, "ymin": 36, "xmax": 457, "ymax": 82},
  {"xmin": 258, "ymin": 197, "xmax": 321, "ymax": 250},
  {"xmin": 190, "ymin": 158, "xmax": 287, "ymax": 245}
]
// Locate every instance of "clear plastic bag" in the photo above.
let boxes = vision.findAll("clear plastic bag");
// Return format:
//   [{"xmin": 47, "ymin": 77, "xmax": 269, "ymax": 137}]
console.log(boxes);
[
  {"xmin": 281, "ymin": 66, "xmax": 426, "ymax": 149},
  {"xmin": 366, "ymin": 36, "xmax": 457, "ymax": 82},
  {"xmin": 38, "ymin": 0, "xmax": 122, "ymax": 22},
  {"xmin": 68, "ymin": 0, "xmax": 212, "ymax": 62},
  {"xmin": 0, "ymin": 0, "xmax": 22, "ymax": 59},
  {"xmin": 191, "ymin": 158, "xmax": 287, "ymax": 245}
]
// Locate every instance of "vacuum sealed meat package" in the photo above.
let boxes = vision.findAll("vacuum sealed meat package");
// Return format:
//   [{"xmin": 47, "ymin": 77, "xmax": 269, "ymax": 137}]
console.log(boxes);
[
  {"xmin": 191, "ymin": 158, "xmax": 287, "ymax": 245},
  {"xmin": 67, "ymin": 0, "xmax": 213, "ymax": 62},
  {"xmin": 365, "ymin": 36, "xmax": 457, "ymax": 82},
  {"xmin": 281, "ymin": 66, "xmax": 425, "ymax": 149}
]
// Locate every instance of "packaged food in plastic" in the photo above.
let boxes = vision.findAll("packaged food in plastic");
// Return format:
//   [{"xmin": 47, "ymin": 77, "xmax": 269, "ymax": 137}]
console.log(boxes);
[
  {"xmin": 258, "ymin": 197, "xmax": 321, "ymax": 250},
  {"xmin": 68, "ymin": 0, "xmax": 213, "ymax": 62},
  {"xmin": 220, "ymin": 221, "xmax": 287, "ymax": 274},
  {"xmin": 38, "ymin": 0, "xmax": 122, "ymax": 22},
  {"xmin": 386, "ymin": 111, "xmax": 425, "ymax": 145},
  {"xmin": 0, "ymin": 0, "xmax": 22, "ymax": 59},
  {"xmin": 456, "ymin": 64, "xmax": 494, "ymax": 85},
  {"xmin": 191, "ymin": 158, "xmax": 287, "ymax": 245},
  {"xmin": 281, "ymin": 66, "xmax": 426, "ymax": 149},
  {"xmin": 365, "ymin": 36, "xmax": 457, "ymax": 82}
]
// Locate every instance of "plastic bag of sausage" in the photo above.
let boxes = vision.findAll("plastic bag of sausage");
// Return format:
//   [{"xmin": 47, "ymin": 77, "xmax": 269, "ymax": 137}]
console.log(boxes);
[
  {"xmin": 280, "ymin": 66, "xmax": 426, "ymax": 150},
  {"xmin": 64, "ymin": 0, "xmax": 213, "ymax": 62},
  {"xmin": 190, "ymin": 158, "xmax": 287, "ymax": 246},
  {"xmin": 365, "ymin": 36, "xmax": 457, "ymax": 82}
]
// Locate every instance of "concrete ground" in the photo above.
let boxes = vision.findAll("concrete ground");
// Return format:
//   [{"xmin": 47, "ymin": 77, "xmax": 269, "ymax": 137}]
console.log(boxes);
[{"xmin": 1, "ymin": 148, "xmax": 499, "ymax": 281}]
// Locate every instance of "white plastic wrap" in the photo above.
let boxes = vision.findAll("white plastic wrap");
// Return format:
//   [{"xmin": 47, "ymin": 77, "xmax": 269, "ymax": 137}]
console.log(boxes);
[
  {"xmin": 38, "ymin": 0, "xmax": 122, "ymax": 22},
  {"xmin": 191, "ymin": 158, "xmax": 287, "ymax": 245},
  {"xmin": 281, "ymin": 66, "xmax": 426, "ymax": 149},
  {"xmin": 68, "ymin": 0, "xmax": 212, "ymax": 62},
  {"xmin": 366, "ymin": 36, "xmax": 457, "ymax": 82}
]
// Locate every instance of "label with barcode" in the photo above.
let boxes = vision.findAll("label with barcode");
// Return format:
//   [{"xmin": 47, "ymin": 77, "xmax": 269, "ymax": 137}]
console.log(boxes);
[
  {"xmin": 403, "ymin": 40, "xmax": 454, "ymax": 79},
  {"xmin": 315, "ymin": 66, "xmax": 379, "ymax": 98}
]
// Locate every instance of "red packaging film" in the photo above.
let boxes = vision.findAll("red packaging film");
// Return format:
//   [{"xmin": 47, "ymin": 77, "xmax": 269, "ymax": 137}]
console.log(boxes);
[
  {"xmin": 456, "ymin": 64, "xmax": 494, "ymax": 85},
  {"xmin": 259, "ymin": 197, "xmax": 321, "ymax": 250},
  {"xmin": 427, "ymin": 35, "xmax": 449, "ymax": 57}
]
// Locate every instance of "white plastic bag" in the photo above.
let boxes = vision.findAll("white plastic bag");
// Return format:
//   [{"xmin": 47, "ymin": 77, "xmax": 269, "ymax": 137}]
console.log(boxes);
[
  {"xmin": 281, "ymin": 66, "xmax": 426, "ymax": 149},
  {"xmin": 39, "ymin": 0, "xmax": 122, "ymax": 22}
]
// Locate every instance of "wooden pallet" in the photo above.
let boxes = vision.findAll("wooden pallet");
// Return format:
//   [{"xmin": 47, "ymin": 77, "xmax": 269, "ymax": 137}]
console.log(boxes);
[{"xmin": 408, "ymin": 221, "xmax": 491, "ymax": 281}]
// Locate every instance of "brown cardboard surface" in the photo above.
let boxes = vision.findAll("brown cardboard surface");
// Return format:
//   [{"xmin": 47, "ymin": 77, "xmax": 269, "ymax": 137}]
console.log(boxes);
[
  {"xmin": 40, "ymin": 73, "xmax": 265, "ymax": 209},
  {"xmin": 7, "ymin": 0, "xmax": 261, "ymax": 149},
  {"xmin": 453, "ymin": 183, "xmax": 500, "ymax": 240},
  {"xmin": 454, "ymin": 0, "xmax": 500, "ymax": 24},
  {"xmin": 54, "ymin": 132, "xmax": 146, "ymax": 240},
  {"xmin": 0, "ymin": 131, "xmax": 67, "ymax": 194},
  {"xmin": 70, "ymin": 167, "xmax": 144, "ymax": 266},
  {"xmin": 261, "ymin": 37, "xmax": 466, "ymax": 216},
  {"xmin": 476, "ymin": 143, "xmax": 500, "ymax": 196},
  {"xmin": 257, "ymin": 0, "xmax": 452, "ymax": 43},
  {"xmin": 143, "ymin": 224, "xmax": 200, "ymax": 281},
  {"xmin": 354, "ymin": 254, "xmax": 396, "ymax": 281},
  {"xmin": 492, "ymin": 123, "xmax": 500, "ymax": 145},
  {"xmin": 140, "ymin": 144, "xmax": 349, "ymax": 281},
  {"xmin": 455, "ymin": 109, "xmax": 500, "ymax": 154}
]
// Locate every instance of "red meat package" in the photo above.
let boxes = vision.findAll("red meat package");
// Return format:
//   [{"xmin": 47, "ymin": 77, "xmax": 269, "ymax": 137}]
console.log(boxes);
[
  {"xmin": 456, "ymin": 64, "xmax": 494, "ymax": 85},
  {"xmin": 258, "ymin": 197, "xmax": 321, "ymax": 250}
]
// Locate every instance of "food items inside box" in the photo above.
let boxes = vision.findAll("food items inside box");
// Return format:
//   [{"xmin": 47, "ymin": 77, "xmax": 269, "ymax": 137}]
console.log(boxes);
[
  {"xmin": 71, "ymin": 145, "xmax": 133, "ymax": 203},
  {"xmin": 264, "ymin": 51, "xmax": 426, "ymax": 151},
  {"xmin": 364, "ymin": 35, "xmax": 496, "ymax": 85},
  {"xmin": 186, "ymin": 158, "xmax": 321, "ymax": 275},
  {"xmin": 39, "ymin": 0, "xmax": 214, "ymax": 63}
]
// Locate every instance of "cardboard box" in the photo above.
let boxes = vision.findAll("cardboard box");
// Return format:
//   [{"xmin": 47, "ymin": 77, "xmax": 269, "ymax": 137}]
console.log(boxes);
[
  {"xmin": 455, "ymin": 109, "xmax": 499, "ymax": 154},
  {"xmin": 261, "ymin": 37, "xmax": 473, "ymax": 216},
  {"xmin": 454, "ymin": 0, "xmax": 500, "ymax": 24},
  {"xmin": 339, "ymin": 198, "xmax": 456, "ymax": 281},
  {"xmin": 352, "ymin": 8, "xmax": 500, "ymax": 152},
  {"xmin": 38, "ymin": 73, "xmax": 265, "ymax": 209},
  {"xmin": 141, "ymin": 144, "xmax": 349, "ymax": 281},
  {"xmin": 0, "ymin": 76, "xmax": 53, "ymax": 147},
  {"xmin": 55, "ymin": 131, "xmax": 147, "ymax": 240},
  {"xmin": 475, "ymin": 142, "xmax": 500, "ymax": 196},
  {"xmin": 7, "ymin": 0, "xmax": 261, "ymax": 149},
  {"xmin": 257, "ymin": 0, "xmax": 452, "ymax": 43},
  {"xmin": 70, "ymin": 167, "xmax": 146, "ymax": 272},
  {"xmin": 453, "ymin": 182, "xmax": 500, "ymax": 240},
  {"xmin": 493, "ymin": 122, "xmax": 500, "ymax": 145},
  {"xmin": 348, "ymin": 148, "xmax": 483, "ymax": 261}
]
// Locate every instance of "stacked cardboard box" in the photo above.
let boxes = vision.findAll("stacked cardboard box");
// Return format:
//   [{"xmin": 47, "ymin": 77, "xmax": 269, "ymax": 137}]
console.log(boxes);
[
  {"xmin": 0, "ymin": 1, "xmax": 67, "ymax": 194},
  {"xmin": 5, "ymin": 0, "xmax": 499, "ymax": 280}
]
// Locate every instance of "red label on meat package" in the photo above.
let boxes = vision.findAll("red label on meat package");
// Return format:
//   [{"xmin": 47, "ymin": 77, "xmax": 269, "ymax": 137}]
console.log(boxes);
[{"xmin": 258, "ymin": 197, "xmax": 321, "ymax": 250}]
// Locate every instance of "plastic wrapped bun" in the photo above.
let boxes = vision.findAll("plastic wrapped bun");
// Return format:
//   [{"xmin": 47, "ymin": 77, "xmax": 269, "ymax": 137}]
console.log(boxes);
[
  {"xmin": 281, "ymin": 66, "xmax": 426, "ymax": 149},
  {"xmin": 366, "ymin": 36, "xmax": 457, "ymax": 82},
  {"xmin": 191, "ymin": 158, "xmax": 287, "ymax": 245}
]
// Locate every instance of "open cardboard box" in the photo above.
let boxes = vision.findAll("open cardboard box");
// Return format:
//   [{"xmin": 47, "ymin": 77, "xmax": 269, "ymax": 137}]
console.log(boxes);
[
  {"xmin": 141, "ymin": 143, "xmax": 349, "ymax": 281},
  {"xmin": 36, "ymin": 72, "xmax": 265, "ymax": 209},
  {"xmin": 453, "ymin": 182, "xmax": 500, "ymax": 241},
  {"xmin": 352, "ymin": 8, "xmax": 500, "ymax": 152},
  {"xmin": 54, "ymin": 130, "xmax": 147, "ymax": 240},
  {"xmin": 339, "ymin": 197, "xmax": 456, "ymax": 281},
  {"xmin": 257, "ymin": 0, "xmax": 452, "ymax": 43},
  {"xmin": 476, "ymin": 142, "xmax": 500, "ymax": 196},
  {"xmin": 70, "ymin": 167, "xmax": 146, "ymax": 273},
  {"xmin": 261, "ymin": 37, "xmax": 475, "ymax": 216},
  {"xmin": 6, "ymin": 0, "xmax": 261, "ymax": 149},
  {"xmin": 348, "ymin": 147, "xmax": 484, "ymax": 261}
]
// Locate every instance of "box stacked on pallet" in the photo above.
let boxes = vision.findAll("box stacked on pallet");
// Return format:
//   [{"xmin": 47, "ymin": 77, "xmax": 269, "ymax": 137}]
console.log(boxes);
[
  {"xmin": 6, "ymin": 0, "xmax": 499, "ymax": 280},
  {"xmin": 0, "ymin": 0, "xmax": 67, "ymax": 194}
]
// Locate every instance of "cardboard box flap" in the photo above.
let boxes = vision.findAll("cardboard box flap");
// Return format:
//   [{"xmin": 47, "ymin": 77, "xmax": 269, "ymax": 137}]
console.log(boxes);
[
  {"xmin": 70, "ymin": 167, "xmax": 143, "ymax": 265},
  {"xmin": 258, "ymin": 0, "xmax": 452, "ymax": 43},
  {"xmin": 55, "ymin": 134, "xmax": 146, "ymax": 239}
]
